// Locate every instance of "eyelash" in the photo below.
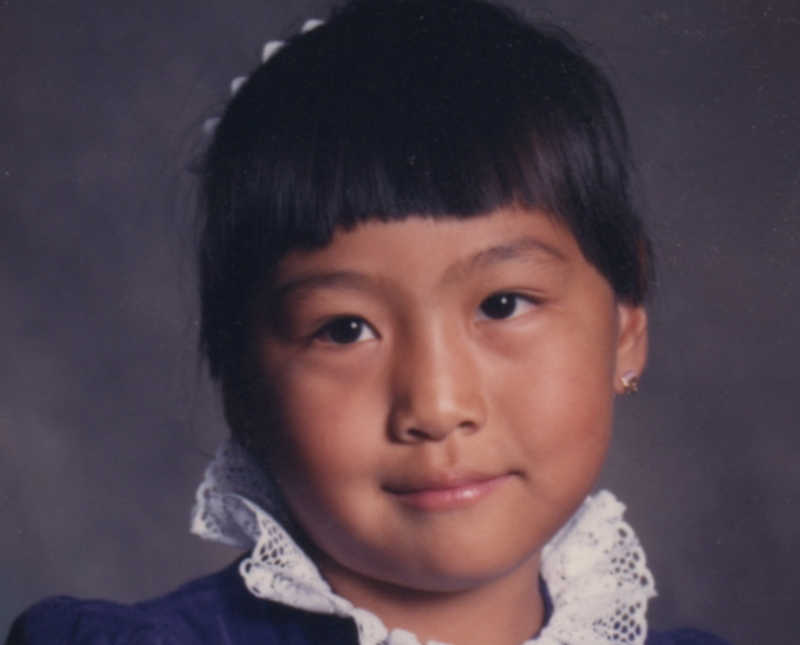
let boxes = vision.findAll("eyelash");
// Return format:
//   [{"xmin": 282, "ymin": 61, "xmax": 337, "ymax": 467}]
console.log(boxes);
[
  {"xmin": 477, "ymin": 292, "xmax": 539, "ymax": 321},
  {"xmin": 311, "ymin": 292, "xmax": 539, "ymax": 345},
  {"xmin": 313, "ymin": 316, "xmax": 378, "ymax": 345}
]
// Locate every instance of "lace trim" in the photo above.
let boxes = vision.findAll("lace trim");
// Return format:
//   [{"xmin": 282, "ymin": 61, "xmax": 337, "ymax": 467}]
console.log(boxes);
[{"xmin": 191, "ymin": 440, "xmax": 657, "ymax": 645}]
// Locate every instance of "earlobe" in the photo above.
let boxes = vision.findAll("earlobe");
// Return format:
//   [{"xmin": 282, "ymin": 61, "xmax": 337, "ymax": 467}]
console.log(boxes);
[{"xmin": 614, "ymin": 304, "xmax": 648, "ymax": 395}]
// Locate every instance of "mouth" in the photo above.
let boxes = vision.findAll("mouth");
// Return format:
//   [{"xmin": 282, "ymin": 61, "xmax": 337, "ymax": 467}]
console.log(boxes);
[{"xmin": 383, "ymin": 472, "xmax": 514, "ymax": 511}]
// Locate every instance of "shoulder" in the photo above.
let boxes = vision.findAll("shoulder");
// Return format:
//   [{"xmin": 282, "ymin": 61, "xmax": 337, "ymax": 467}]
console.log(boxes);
[
  {"xmin": 647, "ymin": 628, "xmax": 732, "ymax": 645},
  {"xmin": 6, "ymin": 563, "xmax": 358, "ymax": 645}
]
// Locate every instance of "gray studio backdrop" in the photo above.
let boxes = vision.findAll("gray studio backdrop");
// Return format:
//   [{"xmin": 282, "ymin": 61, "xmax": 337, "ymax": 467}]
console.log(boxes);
[{"xmin": 2, "ymin": 1, "xmax": 798, "ymax": 643}]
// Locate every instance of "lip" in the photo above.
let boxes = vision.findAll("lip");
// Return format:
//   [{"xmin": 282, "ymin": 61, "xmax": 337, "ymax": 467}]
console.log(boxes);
[{"xmin": 384, "ymin": 473, "xmax": 513, "ymax": 511}]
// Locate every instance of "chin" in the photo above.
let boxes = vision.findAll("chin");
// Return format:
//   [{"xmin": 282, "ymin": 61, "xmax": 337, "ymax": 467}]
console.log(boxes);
[{"xmin": 363, "ymin": 539, "xmax": 542, "ymax": 594}]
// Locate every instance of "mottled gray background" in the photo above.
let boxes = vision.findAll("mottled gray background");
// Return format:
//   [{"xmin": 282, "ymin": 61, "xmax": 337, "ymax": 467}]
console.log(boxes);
[{"xmin": 1, "ymin": 1, "xmax": 798, "ymax": 643}]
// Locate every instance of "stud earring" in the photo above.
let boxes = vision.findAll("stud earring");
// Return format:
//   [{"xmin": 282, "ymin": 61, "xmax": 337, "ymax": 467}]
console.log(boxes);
[{"xmin": 620, "ymin": 370, "xmax": 640, "ymax": 394}]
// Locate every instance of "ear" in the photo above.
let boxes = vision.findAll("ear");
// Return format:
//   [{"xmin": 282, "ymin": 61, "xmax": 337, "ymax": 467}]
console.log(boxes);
[{"xmin": 613, "ymin": 303, "xmax": 648, "ymax": 395}]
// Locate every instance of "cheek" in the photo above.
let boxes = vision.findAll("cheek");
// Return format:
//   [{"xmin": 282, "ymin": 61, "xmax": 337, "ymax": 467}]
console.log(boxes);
[
  {"xmin": 500, "ymin": 368, "xmax": 613, "ymax": 467},
  {"xmin": 259, "ymin": 357, "xmax": 386, "ymax": 497},
  {"xmin": 255, "ymin": 359, "xmax": 402, "ymax": 574},
  {"xmin": 491, "ymin": 313, "xmax": 616, "ymax": 488}
]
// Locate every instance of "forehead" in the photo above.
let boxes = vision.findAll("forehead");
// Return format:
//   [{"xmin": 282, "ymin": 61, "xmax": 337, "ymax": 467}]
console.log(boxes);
[{"xmin": 273, "ymin": 207, "xmax": 586, "ymax": 290}]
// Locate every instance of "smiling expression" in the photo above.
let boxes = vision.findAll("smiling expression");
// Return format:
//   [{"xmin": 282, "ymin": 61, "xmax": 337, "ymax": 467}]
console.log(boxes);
[{"xmin": 243, "ymin": 206, "xmax": 647, "ymax": 597}]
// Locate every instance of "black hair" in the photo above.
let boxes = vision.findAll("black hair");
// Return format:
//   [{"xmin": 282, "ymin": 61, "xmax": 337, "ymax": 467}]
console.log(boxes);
[{"xmin": 198, "ymin": 0, "xmax": 652, "ymax": 390}]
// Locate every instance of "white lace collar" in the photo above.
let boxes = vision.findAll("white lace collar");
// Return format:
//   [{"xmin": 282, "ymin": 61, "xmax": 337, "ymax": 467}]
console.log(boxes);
[{"xmin": 191, "ymin": 440, "xmax": 657, "ymax": 645}]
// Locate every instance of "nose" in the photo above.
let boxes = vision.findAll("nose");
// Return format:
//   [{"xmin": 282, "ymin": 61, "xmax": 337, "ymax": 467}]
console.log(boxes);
[{"xmin": 388, "ymin": 323, "xmax": 487, "ymax": 443}]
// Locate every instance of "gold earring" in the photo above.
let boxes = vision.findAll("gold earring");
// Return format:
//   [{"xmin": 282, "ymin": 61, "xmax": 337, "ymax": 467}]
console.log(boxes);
[{"xmin": 620, "ymin": 370, "xmax": 640, "ymax": 394}]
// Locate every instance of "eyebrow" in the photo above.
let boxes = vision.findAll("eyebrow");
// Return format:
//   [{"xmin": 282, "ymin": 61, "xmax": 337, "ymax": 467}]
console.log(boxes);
[
  {"xmin": 273, "ymin": 270, "xmax": 383, "ymax": 300},
  {"xmin": 440, "ymin": 235, "xmax": 567, "ymax": 286},
  {"xmin": 274, "ymin": 236, "xmax": 567, "ymax": 298},
  {"xmin": 463, "ymin": 236, "xmax": 565, "ymax": 270}
]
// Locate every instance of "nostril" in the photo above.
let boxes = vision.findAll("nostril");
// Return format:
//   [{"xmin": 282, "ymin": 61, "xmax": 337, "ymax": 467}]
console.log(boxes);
[
  {"xmin": 406, "ymin": 427, "xmax": 432, "ymax": 441},
  {"xmin": 389, "ymin": 397, "xmax": 487, "ymax": 443}
]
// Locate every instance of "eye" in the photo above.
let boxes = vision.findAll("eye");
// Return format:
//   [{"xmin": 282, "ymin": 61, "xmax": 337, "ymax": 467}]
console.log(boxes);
[
  {"xmin": 314, "ymin": 316, "xmax": 377, "ymax": 344},
  {"xmin": 477, "ymin": 293, "xmax": 536, "ymax": 320}
]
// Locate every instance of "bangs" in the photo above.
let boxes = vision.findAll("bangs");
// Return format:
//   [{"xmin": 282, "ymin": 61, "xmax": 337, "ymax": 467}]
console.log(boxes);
[{"xmin": 202, "ymin": 0, "xmax": 625, "ymax": 240}]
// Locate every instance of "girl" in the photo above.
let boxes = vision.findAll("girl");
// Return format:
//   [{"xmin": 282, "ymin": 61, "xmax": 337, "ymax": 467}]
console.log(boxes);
[{"xmin": 8, "ymin": 1, "xmax": 729, "ymax": 643}]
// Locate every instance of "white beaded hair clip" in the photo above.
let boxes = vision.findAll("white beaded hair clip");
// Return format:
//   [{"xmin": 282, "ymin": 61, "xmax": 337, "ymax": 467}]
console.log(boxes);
[{"xmin": 202, "ymin": 18, "xmax": 325, "ymax": 137}]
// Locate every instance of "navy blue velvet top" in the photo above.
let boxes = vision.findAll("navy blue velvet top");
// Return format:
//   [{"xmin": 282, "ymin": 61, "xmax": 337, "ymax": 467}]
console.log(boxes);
[{"xmin": 6, "ymin": 563, "xmax": 729, "ymax": 645}]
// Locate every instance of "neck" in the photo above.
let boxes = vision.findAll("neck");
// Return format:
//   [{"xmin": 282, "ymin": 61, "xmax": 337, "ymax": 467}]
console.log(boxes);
[{"xmin": 319, "ymin": 553, "xmax": 544, "ymax": 645}]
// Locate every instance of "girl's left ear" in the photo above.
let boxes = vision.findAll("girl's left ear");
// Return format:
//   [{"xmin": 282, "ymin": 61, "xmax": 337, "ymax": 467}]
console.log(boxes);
[{"xmin": 613, "ymin": 303, "xmax": 648, "ymax": 394}]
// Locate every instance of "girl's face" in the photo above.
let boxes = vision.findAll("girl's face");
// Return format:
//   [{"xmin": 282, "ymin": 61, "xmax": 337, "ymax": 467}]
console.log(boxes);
[{"xmin": 248, "ymin": 207, "xmax": 647, "ymax": 596}]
